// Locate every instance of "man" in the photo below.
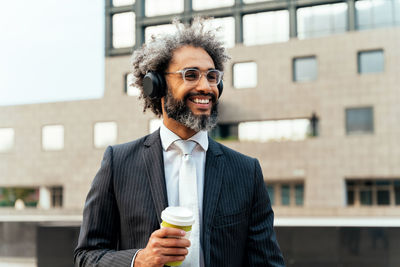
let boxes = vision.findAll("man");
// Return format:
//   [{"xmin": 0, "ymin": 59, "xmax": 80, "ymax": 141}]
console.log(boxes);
[{"xmin": 74, "ymin": 18, "xmax": 285, "ymax": 267}]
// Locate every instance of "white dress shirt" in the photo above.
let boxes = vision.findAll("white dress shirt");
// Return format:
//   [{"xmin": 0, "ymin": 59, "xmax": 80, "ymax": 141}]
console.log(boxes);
[{"xmin": 132, "ymin": 123, "xmax": 208, "ymax": 267}]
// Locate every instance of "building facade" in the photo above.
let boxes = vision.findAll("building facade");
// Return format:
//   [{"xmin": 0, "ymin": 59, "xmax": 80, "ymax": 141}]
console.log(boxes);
[{"xmin": 1, "ymin": 0, "xmax": 400, "ymax": 227}]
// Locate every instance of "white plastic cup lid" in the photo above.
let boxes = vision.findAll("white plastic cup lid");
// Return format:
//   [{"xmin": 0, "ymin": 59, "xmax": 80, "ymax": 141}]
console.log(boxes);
[{"xmin": 161, "ymin": 206, "xmax": 195, "ymax": 226}]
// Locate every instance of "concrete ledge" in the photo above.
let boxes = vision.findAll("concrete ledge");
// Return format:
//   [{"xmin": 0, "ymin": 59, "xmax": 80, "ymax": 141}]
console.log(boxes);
[
  {"xmin": 275, "ymin": 217, "xmax": 400, "ymax": 227},
  {"xmin": 0, "ymin": 257, "xmax": 36, "ymax": 267}
]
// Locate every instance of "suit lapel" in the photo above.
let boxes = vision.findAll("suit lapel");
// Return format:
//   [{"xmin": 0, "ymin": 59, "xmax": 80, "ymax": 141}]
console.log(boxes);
[
  {"xmin": 143, "ymin": 129, "xmax": 168, "ymax": 224},
  {"xmin": 202, "ymin": 137, "xmax": 225, "ymax": 265}
]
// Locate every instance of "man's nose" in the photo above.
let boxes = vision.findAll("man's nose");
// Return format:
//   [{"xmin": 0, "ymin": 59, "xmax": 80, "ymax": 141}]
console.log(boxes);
[{"xmin": 195, "ymin": 74, "xmax": 218, "ymax": 97}]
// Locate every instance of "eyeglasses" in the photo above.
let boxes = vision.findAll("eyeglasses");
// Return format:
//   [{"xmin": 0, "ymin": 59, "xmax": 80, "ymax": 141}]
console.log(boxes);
[{"xmin": 165, "ymin": 68, "xmax": 223, "ymax": 86}]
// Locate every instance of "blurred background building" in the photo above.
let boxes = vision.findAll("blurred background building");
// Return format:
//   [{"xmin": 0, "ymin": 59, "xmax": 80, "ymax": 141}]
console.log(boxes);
[{"xmin": 1, "ymin": 0, "xmax": 400, "ymax": 266}]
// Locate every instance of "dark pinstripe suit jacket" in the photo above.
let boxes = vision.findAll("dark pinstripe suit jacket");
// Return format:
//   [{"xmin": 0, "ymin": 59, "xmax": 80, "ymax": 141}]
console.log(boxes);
[{"xmin": 74, "ymin": 129, "xmax": 285, "ymax": 267}]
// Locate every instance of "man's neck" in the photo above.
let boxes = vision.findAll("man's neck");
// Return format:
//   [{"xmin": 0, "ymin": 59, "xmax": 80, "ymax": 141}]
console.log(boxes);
[{"xmin": 162, "ymin": 115, "xmax": 197, "ymax": 140}]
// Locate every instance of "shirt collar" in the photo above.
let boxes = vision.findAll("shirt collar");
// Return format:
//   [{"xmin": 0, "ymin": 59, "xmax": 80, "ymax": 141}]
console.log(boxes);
[{"xmin": 160, "ymin": 122, "xmax": 209, "ymax": 152}]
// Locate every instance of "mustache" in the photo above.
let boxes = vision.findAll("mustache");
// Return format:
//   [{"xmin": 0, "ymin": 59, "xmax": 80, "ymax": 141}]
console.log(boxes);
[{"xmin": 184, "ymin": 92, "xmax": 217, "ymax": 103}]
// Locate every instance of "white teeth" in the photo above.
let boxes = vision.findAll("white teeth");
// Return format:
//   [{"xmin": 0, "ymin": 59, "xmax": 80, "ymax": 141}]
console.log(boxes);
[{"xmin": 193, "ymin": 98, "xmax": 209, "ymax": 104}]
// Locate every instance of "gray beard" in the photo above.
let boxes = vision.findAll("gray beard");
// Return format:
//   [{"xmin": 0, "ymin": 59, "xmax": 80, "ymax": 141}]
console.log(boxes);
[{"xmin": 163, "ymin": 91, "xmax": 218, "ymax": 132}]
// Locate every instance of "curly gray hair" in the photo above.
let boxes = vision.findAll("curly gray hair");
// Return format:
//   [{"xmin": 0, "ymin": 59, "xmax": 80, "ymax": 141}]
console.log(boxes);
[{"xmin": 131, "ymin": 17, "xmax": 230, "ymax": 117}]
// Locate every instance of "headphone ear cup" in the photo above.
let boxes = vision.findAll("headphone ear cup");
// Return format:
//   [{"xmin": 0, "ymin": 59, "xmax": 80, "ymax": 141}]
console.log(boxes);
[
  {"xmin": 143, "ymin": 72, "xmax": 166, "ymax": 98},
  {"xmin": 217, "ymin": 80, "xmax": 223, "ymax": 98}
]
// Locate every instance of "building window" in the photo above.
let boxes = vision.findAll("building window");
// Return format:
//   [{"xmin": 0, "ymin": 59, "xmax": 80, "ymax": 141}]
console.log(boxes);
[
  {"xmin": 145, "ymin": 24, "xmax": 176, "ymax": 43},
  {"xmin": 244, "ymin": 0, "xmax": 273, "ymax": 3},
  {"xmin": 266, "ymin": 184, "xmax": 275, "ymax": 205},
  {"xmin": 346, "ymin": 179, "xmax": 400, "ymax": 206},
  {"xmin": 267, "ymin": 182, "xmax": 305, "ymax": 206},
  {"xmin": 94, "ymin": 122, "xmax": 118, "ymax": 148},
  {"xmin": 0, "ymin": 128, "xmax": 15, "ymax": 153},
  {"xmin": 293, "ymin": 56, "xmax": 317, "ymax": 82},
  {"xmin": 42, "ymin": 125, "xmax": 64, "ymax": 151},
  {"xmin": 395, "ymin": 181, "xmax": 400, "ymax": 205},
  {"xmin": 112, "ymin": 0, "xmax": 135, "ymax": 6},
  {"xmin": 50, "ymin": 186, "xmax": 63, "ymax": 208},
  {"xmin": 295, "ymin": 184, "xmax": 304, "ymax": 206},
  {"xmin": 243, "ymin": 10, "xmax": 289, "ymax": 46},
  {"xmin": 345, "ymin": 107, "xmax": 374, "ymax": 135},
  {"xmin": 125, "ymin": 73, "xmax": 141, "ymax": 96},
  {"xmin": 297, "ymin": 3, "xmax": 347, "ymax": 39},
  {"xmin": 238, "ymin": 118, "xmax": 313, "ymax": 142},
  {"xmin": 356, "ymin": 0, "xmax": 400, "ymax": 30},
  {"xmin": 0, "ymin": 187, "xmax": 39, "ymax": 208},
  {"xmin": 233, "ymin": 62, "xmax": 257, "ymax": 89},
  {"xmin": 358, "ymin": 50, "xmax": 384, "ymax": 74},
  {"xmin": 149, "ymin": 119, "xmax": 163, "ymax": 133},
  {"xmin": 112, "ymin": 12, "xmax": 135, "ymax": 49},
  {"xmin": 281, "ymin": 184, "xmax": 290, "ymax": 206},
  {"xmin": 204, "ymin": 17, "xmax": 235, "ymax": 48},
  {"xmin": 209, "ymin": 123, "xmax": 239, "ymax": 141},
  {"xmin": 145, "ymin": 0, "xmax": 184, "ymax": 17},
  {"xmin": 192, "ymin": 0, "xmax": 233, "ymax": 10}
]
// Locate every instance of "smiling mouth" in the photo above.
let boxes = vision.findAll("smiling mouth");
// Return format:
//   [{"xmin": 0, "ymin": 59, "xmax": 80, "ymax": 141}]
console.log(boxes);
[
  {"xmin": 186, "ymin": 92, "xmax": 216, "ymax": 106},
  {"xmin": 191, "ymin": 98, "xmax": 210, "ymax": 104}
]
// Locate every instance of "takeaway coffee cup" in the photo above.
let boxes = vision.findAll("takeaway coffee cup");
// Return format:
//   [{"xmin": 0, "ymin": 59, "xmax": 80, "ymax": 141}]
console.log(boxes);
[{"xmin": 161, "ymin": 206, "xmax": 195, "ymax": 266}]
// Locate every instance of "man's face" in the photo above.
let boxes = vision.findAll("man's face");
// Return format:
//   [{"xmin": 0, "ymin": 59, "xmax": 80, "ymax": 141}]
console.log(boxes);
[{"xmin": 163, "ymin": 46, "xmax": 220, "ymax": 132}]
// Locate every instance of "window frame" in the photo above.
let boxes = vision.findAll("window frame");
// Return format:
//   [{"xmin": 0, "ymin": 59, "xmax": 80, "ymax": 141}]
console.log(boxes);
[
  {"xmin": 93, "ymin": 121, "xmax": 119, "ymax": 149},
  {"xmin": 345, "ymin": 106, "xmax": 374, "ymax": 135},
  {"xmin": 357, "ymin": 49, "xmax": 385, "ymax": 74},
  {"xmin": 292, "ymin": 55, "xmax": 318, "ymax": 82},
  {"xmin": 41, "ymin": 124, "xmax": 65, "ymax": 152}
]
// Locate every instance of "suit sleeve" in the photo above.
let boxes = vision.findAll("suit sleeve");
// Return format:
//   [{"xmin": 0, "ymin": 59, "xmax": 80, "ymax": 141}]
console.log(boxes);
[
  {"xmin": 246, "ymin": 159, "xmax": 286, "ymax": 267},
  {"xmin": 74, "ymin": 146, "xmax": 138, "ymax": 267}
]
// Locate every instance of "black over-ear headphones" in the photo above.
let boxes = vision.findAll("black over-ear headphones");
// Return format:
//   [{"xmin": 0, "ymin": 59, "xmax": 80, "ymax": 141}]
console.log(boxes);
[{"xmin": 142, "ymin": 72, "xmax": 223, "ymax": 99}]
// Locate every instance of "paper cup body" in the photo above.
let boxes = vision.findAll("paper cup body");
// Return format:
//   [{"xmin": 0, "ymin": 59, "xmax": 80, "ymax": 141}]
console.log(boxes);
[{"xmin": 160, "ymin": 206, "xmax": 194, "ymax": 266}]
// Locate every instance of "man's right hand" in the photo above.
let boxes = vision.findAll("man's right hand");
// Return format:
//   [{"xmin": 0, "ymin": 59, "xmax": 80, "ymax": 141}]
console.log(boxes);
[{"xmin": 134, "ymin": 227, "xmax": 191, "ymax": 267}]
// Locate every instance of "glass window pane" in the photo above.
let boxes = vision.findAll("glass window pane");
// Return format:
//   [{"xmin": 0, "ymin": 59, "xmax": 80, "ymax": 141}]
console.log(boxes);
[
  {"xmin": 145, "ymin": 0, "xmax": 184, "ymax": 17},
  {"xmin": 358, "ymin": 50, "xmax": 384, "ymax": 74},
  {"xmin": 149, "ymin": 119, "xmax": 162, "ymax": 133},
  {"xmin": 42, "ymin": 125, "xmax": 64, "ymax": 151},
  {"xmin": 266, "ymin": 185, "xmax": 275, "ymax": 205},
  {"xmin": 50, "ymin": 186, "xmax": 63, "ymax": 207},
  {"xmin": 0, "ymin": 128, "xmax": 15, "ymax": 153},
  {"xmin": 94, "ymin": 122, "xmax": 118, "ymax": 148},
  {"xmin": 396, "ymin": 0, "xmax": 400, "ymax": 24},
  {"xmin": 145, "ymin": 24, "xmax": 177, "ymax": 43},
  {"xmin": 293, "ymin": 56, "xmax": 317, "ymax": 82},
  {"xmin": 244, "ymin": 0, "xmax": 273, "ymax": 3},
  {"xmin": 373, "ymin": 0, "xmax": 393, "ymax": 27},
  {"xmin": 376, "ymin": 180, "xmax": 391, "ymax": 186},
  {"xmin": 295, "ymin": 184, "xmax": 304, "ymax": 206},
  {"xmin": 243, "ymin": 10, "xmax": 289, "ymax": 46},
  {"xmin": 126, "ymin": 73, "xmax": 140, "ymax": 96},
  {"xmin": 233, "ymin": 62, "xmax": 257, "ymax": 89},
  {"xmin": 360, "ymin": 189, "xmax": 372, "ymax": 205},
  {"xmin": 238, "ymin": 119, "xmax": 310, "ymax": 142},
  {"xmin": 204, "ymin": 17, "xmax": 235, "ymax": 48},
  {"xmin": 395, "ymin": 183, "xmax": 400, "ymax": 205},
  {"xmin": 0, "ymin": 187, "xmax": 39, "ymax": 208},
  {"xmin": 281, "ymin": 185, "xmax": 290, "ymax": 206},
  {"xmin": 377, "ymin": 190, "xmax": 390, "ymax": 205},
  {"xmin": 356, "ymin": 0, "xmax": 398, "ymax": 29},
  {"xmin": 297, "ymin": 3, "xmax": 347, "ymax": 39},
  {"xmin": 112, "ymin": 0, "xmax": 135, "ymax": 7},
  {"xmin": 346, "ymin": 107, "xmax": 374, "ymax": 134},
  {"xmin": 347, "ymin": 190, "xmax": 355, "ymax": 205},
  {"xmin": 210, "ymin": 124, "xmax": 238, "ymax": 141},
  {"xmin": 193, "ymin": 0, "xmax": 233, "ymax": 10},
  {"xmin": 356, "ymin": 0, "xmax": 373, "ymax": 30},
  {"xmin": 112, "ymin": 12, "xmax": 135, "ymax": 48}
]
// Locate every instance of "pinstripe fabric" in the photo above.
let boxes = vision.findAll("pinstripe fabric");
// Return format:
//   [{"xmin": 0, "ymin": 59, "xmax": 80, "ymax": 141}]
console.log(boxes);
[{"xmin": 74, "ymin": 129, "xmax": 285, "ymax": 267}]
